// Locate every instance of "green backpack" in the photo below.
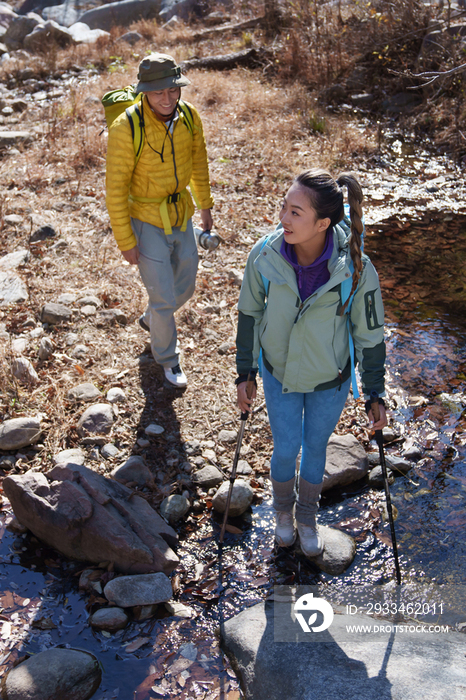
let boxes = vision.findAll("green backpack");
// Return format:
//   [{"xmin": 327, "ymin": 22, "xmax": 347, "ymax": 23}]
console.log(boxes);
[{"xmin": 101, "ymin": 85, "xmax": 196, "ymax": 166}]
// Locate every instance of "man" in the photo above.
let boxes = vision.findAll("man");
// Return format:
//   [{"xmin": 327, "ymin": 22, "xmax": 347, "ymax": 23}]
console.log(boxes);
[{"xmin": 106, "ymin": 53, "xmax": 214, "ymax": 387}]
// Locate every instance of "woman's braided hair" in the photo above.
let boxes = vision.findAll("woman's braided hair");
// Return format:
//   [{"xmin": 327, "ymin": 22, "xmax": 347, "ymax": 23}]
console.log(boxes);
[{"xmin": 295, "ymin": 169, "xmax": 364, "ymax": 315}]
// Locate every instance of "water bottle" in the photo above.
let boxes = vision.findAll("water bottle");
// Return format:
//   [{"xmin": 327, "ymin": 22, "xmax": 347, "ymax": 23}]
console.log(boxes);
[{"xmin": 194, "ymin": 227, "xmax": 220, "ymax": 251}]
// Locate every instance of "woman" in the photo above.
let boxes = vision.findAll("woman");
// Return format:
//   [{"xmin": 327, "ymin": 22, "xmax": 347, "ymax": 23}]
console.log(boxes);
[{"xmin": 235, "ymin": 170, "xmax": 387, "ymax": 557}]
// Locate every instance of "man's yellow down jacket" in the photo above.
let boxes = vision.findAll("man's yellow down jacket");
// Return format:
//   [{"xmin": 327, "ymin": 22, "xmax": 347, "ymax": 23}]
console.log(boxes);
[{"xmin": 106, "ymin": 97, "xmax": 214, "ymax": 251}]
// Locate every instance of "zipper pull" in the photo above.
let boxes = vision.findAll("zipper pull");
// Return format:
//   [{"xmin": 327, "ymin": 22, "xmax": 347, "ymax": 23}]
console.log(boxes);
[{"xmin": 294, "ymin": 301, "xmax": 304, "ymax": 324}]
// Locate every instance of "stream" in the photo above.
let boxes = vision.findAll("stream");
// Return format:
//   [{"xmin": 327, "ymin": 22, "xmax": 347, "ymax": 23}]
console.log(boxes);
[{"xmin": 1, "ymin": 145, "xmax": 466, "ymax": 698}]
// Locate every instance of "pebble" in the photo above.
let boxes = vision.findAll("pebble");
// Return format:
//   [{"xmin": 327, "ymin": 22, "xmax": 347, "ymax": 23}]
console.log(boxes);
[
  {"xmin": 367, "ymin": 465, "xmax": 395, "ymax": 488},
  {"xmin": 12, "ymin": 357, "xmax": 39, "ymax": 385},
  {"xmin": 184, "ymin": 439, "xmax": 201, "ymax": 456},
  {"xmin": 160, "ymin": 494, "xmax": 190, "ymax": 524},
  {"xmin": 202, "ymin": 448, "xmax": 217, "ymax": 463},
  {"xmin": 381, "ymin": 427, "xmax": 400, "ymax": 442},
  {"xmin": 227, "ymin": 459, "xmax": 252, "ymax": 475},
  {"xmin": 111, "ymin": 455, "xmax": 153, "ymax": 486},
  {"xmin": 107, "ymin": 387, "xmax": 126, "ymax": 403},
  {"xmin": 132, "ymin": 604, "xmax": 158, "ymax": 621},
  {"xmin": 53, "ymin": 448, "xmax": 85, "ymax": 466},
  {"xmin": 97, "ymin": 309, "xmax": 127, "ymax": 326},
  {"xmin": 218, "ymin": 431, "xmax": 237, "ymax": 444},
  {"xmin": 137, "ymin": 438, "xmax": 150, "ymax": 448},
  {"xmin": 81, "ymin": 436, "xmax": 107, "ymax": 446},
  {"xmin": 77, "ymin": 295, "xmax": 101, "ymax": 307},
  {"xmin": 57, "ymin": 294, "xmax": 78, "ymax": 306},
  {"xmin": 80, "ymin": 304, "xmax": 96, "ymax": 316},
  {"xmin": 192, "ymin": 465, "xmax": 224, "ymax": 488},
  {"xmin": 212, "ymin": 479, "xmax": 254, "ymax": 516},
  {"xmin": 30, "ymin": 225, "xmax": 56, "ymax": 243},
  {"xmin": 77, "ymin": 403, "xmax": 113, "ymax": 436},
  {"xmin": 145, "ymin": 423, "xmax": 165, "ymax": 436},
  {"xmin": 64, "ymin": 331, "xmax": 79, "ymax": 345},
  {"xmin": 0, "ymin": 417, "xmax": 41, "ymax": 451},
  {"xmin": 11, "ymin": 337, "xmax": 28, "ymax": 354},
  {"xmin": 403, "ymin": 445, "xmax": 422, "ymax": 460},
  {"xmin": 103, "ymin": 572, "xmax": 173, "ymax": 607},
  {"xmin": 68, "ymin": 383, "xmax": 102, "ymax": 403},
  {"xmin": 89, "ymin": 606, "xmax": 129, "ymax": 633},
  {"xmin": 78, "ymin": 569, "xmax": 103, "ymax": 593},
  {"xmin": 72, "ymin": 344, "xmax": 88, "ymax": 358},
  {"xmin": 385, "ymin": 454, "xmax": 413, "ymax": 475},
  {"xmin": 38, "ymin": 336, "xmax": 54, "ymax": 361},
  {"xmin": 0, "ymin": 249, "xmax": 29, "ymax": 269},
  {"xmin": 29, "ymin": 326, "xmax": 44, "ymax": 339},
  {"xmin": 165, "ymin": 600, "xmax": 194, "ymax": 618},
  {"xmin": 41, "ymin": 302, "xmax": 72, "ymax": 324},
  {"xmin": 101, "ymin": 443, "xmax": 120, "ymax": 459},
  {"xmin": 0, "ymin": 455, "xmax": 16, "ymax": 470},
  {"xmin": 228, "ymin": 269, "xmax": 244, "ymax": 286}
]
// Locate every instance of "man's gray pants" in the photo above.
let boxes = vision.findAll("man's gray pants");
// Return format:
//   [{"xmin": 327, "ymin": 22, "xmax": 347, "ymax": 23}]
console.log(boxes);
[{"xmin": 131, "ymin": 217, "xmax": 198, "ymax": 369}]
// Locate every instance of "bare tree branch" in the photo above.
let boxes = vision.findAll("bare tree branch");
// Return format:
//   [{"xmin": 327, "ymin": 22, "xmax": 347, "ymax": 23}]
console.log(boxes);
[{"xmin": 391, "ymin": 61, "xmax": 466, "ymax": 88}]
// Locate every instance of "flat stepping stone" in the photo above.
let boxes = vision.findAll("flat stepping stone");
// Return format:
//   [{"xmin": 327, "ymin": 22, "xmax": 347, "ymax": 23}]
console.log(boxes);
[{"xmin": 221, "ymin": 600, "xmax": 466, "ymax": 700}]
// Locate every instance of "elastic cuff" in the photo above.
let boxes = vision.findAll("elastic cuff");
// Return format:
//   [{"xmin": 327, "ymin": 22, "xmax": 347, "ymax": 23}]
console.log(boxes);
[
  {"xmin": 235, "ymin": 371, "xmax": 257, "ymax": 386},
  {"xmin": 365, "ymin": 397, "xmax": 385, "ymax": 415}
]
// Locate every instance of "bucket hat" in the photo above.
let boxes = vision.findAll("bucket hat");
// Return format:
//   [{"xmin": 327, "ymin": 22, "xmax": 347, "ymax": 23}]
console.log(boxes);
[{"xmin": 135, "ymin": 53, "xmax": 190, "ymax": 93}]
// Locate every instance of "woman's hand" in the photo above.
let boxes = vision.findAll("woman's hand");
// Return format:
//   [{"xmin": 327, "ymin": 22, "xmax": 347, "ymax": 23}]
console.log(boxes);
[
  {"xmin": 121, "ymin": 246, "xmax": 140, "ymax": 265},
  {"xmin": 368, "ymin": 403, "xmax": 388, "ymax": 432},
  {"xmin": 237, "ymin": 381, "xmax": 256, "ymax": 414}
]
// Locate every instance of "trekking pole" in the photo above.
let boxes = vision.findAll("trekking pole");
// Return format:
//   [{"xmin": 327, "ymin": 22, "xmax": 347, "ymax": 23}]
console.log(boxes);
[
  {"xmin": 371, "ymin": 390, "xmax": 402, "ymax": 585},
  {"xmin": 219, "ymin": 373, "xmax": 255, "ymax": 543}
]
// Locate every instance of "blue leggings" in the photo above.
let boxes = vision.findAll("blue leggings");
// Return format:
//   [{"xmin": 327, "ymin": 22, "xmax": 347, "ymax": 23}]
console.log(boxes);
[{"xmin": 262, "ymin": 364, "xmax": 351, "ymax": 485}]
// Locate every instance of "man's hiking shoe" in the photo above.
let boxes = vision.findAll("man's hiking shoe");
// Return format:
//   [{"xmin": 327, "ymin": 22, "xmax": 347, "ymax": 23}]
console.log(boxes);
[
  {"xmin": 275, "ymin": 511, "xmax": 297, "ymax": 547},
  {"xmin": 297, "ymin": 520, "xmax": 323, "ymax": 557},
  {"xmin": 139, "ymin": 315, "xmax": 150, "ymax": 332},
  {"xmin": 164, "ymin": 364, "xmax": 187, "ymax": 388}
]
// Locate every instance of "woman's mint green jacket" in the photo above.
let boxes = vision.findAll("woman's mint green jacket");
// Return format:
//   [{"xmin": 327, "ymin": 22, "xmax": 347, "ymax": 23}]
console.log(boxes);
[{"xmin": 236, "ymin": 221, "xmax": 386, "ymax": 398}]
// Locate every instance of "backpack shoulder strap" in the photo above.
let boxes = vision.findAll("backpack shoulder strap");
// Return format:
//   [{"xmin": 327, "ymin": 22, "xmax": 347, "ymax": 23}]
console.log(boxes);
[
  {"xmin": 125, "ymin": 102, "xmax": 145, "ymax": 165},
  {"xmin": 178, "ymin": 100, "xmax": 198, "ymax": 137},
  {"xmin": 259, "ymin": 236, "xmax": 270, "ymax": 297}
]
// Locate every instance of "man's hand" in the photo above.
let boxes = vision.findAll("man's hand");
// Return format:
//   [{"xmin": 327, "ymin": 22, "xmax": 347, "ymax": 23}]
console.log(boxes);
[
  {"xmin": 200, "ymin": 209, "xmax": 213, "ymax": 232},
  {"xmin": 121, "ymin": 246, "xmax": 140, "ymax": 265}
]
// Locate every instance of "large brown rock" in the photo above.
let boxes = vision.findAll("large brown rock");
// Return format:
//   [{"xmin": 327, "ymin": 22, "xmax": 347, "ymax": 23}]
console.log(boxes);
[
  {"xmin": 322, "ymin": 433, "xmax": 369, "ymax": 492},
  {"xmin": 2, "ymin": 463, "xmax": 179, "ymax": 575}
]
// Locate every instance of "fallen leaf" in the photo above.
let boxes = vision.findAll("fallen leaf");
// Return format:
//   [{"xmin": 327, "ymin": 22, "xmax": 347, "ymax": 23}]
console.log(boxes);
[
  {"xmin": 32, "ymin": 617, "xmax": 57, "ymax": 630},
  {"xmin": 224, "ymin": 524, "xmax": 243, "ymax": 535},
  {"xmin": 125, "ymin": 637, "xmax": 150, "ymax": 653}
]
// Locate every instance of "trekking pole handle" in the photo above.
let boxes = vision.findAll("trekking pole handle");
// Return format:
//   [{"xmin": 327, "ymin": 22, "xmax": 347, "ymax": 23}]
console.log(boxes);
[
  {"xmin": 240, "ymin": 373, "xmax": 255, "ymax": 421},
  {"xmin": 370, "ymin": 390, "xmax": 381, "ymax": 424}
]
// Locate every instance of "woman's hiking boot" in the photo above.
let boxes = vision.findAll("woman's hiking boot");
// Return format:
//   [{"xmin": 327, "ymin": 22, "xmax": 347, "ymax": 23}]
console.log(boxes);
[
  {"xmin": 275, "ymin": 510, "xmax": 297, "ymax": 547},
  {"xmin": 297, "ymin": 519, "xmax": 323, "ymax": 557},
  {"xmin": 271, "ymin": 476, "xmax": 297, "ymax": 547},
  {"xmin": 296, "ymin": 477, "xmax": 324, "ymax": 557}
]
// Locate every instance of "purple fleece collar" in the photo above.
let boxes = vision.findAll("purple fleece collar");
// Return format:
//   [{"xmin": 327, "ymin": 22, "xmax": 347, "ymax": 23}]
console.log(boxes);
[{"xmin": 280, "ymin": 230, "xmax": 334, "ymax": 301}]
